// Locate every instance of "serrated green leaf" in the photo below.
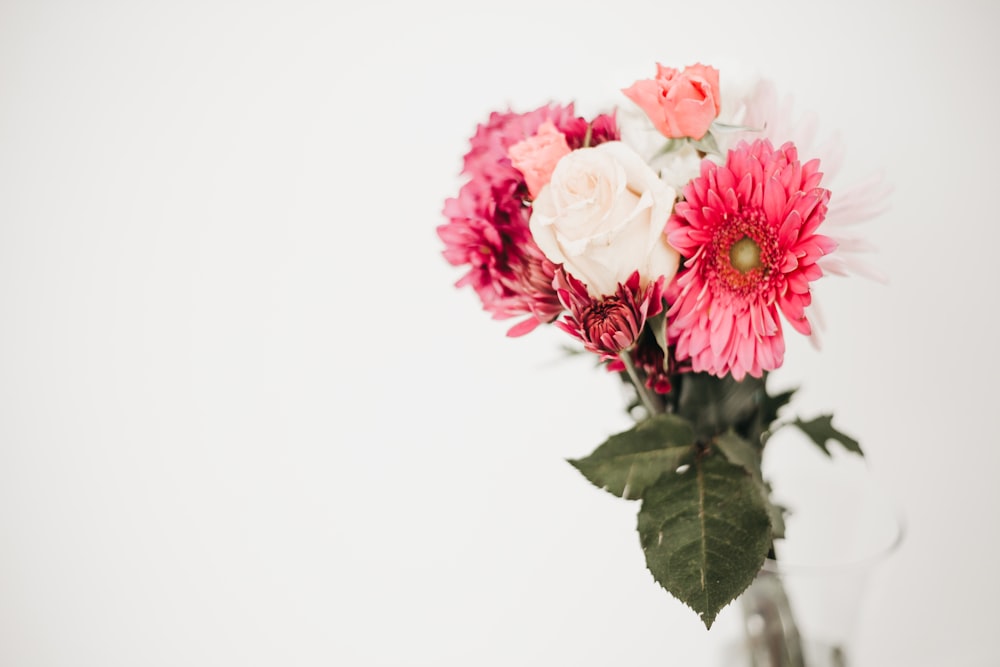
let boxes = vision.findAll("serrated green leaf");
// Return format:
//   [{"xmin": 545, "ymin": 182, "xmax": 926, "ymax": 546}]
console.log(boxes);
[
  {"xmin": 760, "ymin": 387, "xmax": 796, "ymax": 426},
  {"xmin": 637, "ymin": 455, "xmax": 772, "ymax": 629},
  {"xmin": 568, "ymin": 414, "xmax": 696, "ymax": 500},
  {"xmin": 713, "ymin": 432, "xmax": 786, "ymax": 539},
  {"xmin": 756, "ymin": 385, "xmax": 797, "ymax": 444},
  {"xmin": 714, "ymin": 431, "xmax": 762, "ymax": 480},
  {"xmin": 765, "ymin": 492, "xmax": 787, "ymax": 540},
  {"xmin": 791, "ymin": 415, "xmax": 863, "ymax": 457}
]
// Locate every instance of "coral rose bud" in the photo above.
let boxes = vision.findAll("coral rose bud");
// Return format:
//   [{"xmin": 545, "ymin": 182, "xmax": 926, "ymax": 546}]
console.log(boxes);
[{"xmin": 622, "ymin": 63, "xmax": 721, "ymax": 140}]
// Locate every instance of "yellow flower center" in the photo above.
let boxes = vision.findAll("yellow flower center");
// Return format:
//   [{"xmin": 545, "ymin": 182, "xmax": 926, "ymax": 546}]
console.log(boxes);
[
  {"xmin": 729, "ymin": 236, "xmax": 762, "ymax": 274},
  {"xmin": 708, "ymin": 210, "xmax": 778, "ymax": 297}
]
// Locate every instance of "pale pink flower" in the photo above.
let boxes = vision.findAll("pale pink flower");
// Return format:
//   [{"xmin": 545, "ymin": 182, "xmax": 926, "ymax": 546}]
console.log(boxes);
[
  {"xmin": 718, "ymin": 79, "xmax": 889, "ymax": 285},
  {"xmin": 622, "ymin": 63, "xmax": 721, "ymax": 140},
  {"xmin": 462, "ymin": 104, "xmax": 618, "ymax": 191},
  {"xmin": 712, "ymin": 79, "xmax": 892, "ymax": 349},
  {"xmin": 508, "ymin": 121, "xmax": 572, "ymax": 198},
  {"xmin": 555, "ymin": 270, "xmax": 664, "ymax": 361},
  {"xmin": 665, "ymin": 139, "xmax": 835, "ymax": 380}
]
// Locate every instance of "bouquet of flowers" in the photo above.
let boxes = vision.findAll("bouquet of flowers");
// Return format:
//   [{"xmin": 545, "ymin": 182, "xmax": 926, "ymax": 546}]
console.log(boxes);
[{"xmin": 437, "ymin": 63, "xmax": 884, "ymax": 630}]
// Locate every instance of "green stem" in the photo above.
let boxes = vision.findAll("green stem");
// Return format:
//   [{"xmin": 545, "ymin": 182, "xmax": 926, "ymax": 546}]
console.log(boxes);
[
  {"xmin": 620, "ymin": 352, "xmax": 662, "ymax": 418},
  {"xmin": 740, "ymin": 570, "xmax": 806, "ymax": 667}
]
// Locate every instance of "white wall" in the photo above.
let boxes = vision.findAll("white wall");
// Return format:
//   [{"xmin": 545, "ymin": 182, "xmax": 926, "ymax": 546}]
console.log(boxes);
[{"xmin": 0, "ymin": 0, "xmax": 996, "ymax": 665}]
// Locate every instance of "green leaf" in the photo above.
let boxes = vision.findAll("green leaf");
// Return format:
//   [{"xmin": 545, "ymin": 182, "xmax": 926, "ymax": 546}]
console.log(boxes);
[
  {"xmin": 760, "ymin": 386, "xmax": 796, "ymax": 426},
  {"xmin": 691, "ymin": 131, "xmax": 721, "ymax": 156},
  {"xmin": 653, "ymin": 138, "xmax": 684, "ymax": 157},
  {"xmin": 713, "ymin": 431, "xmax": 762, "ymax": 480},
  {"xmin": 678, "ymin": 373, "xmax": 764, "ymax": 440},
  {"xmin": 764, "ymin": 488, "xmax": 787, "ymax": 540},
  {"xmin": 568, "ymin": 414, "xmax": 696, "ymax": 500},
  {"xmin": 756, "ymin": 385, "xmax": 796, "ymax": 444},
  {"xmin": 646, "ymin": 313, "xmax": 670, "ymax": 373},
  {"xmin": 714, "ymin": 432, "xmax": 785, "ymax": 540},
  {"xmin": 710, "ymin": 120, "xmax": 765, "ymax": 133},
  {"xmin": 791, "ymin": 415, "xmax": 863, "ymax": 457},
  {"xmin": 637, "ymin": 455, "xmax": 772, "ymax": 629}
]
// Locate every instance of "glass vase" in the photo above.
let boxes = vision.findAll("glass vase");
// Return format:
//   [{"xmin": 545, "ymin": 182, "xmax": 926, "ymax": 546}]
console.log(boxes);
[{"xmin": 729, "ymin": 450, "xmax": 905, "ymax": 667}]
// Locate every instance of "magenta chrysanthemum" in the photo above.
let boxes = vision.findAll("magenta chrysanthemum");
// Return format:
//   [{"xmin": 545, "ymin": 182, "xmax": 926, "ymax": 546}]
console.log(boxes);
[
  {"xmin": 665, "ymin": 139, "xmax": 836, "ymax": 380},
  {"xmin": 439, "ymin": 179, "xmax": 563, "ymax": 335},
  {"xmin": 462, "ymin": 105, "xmax": 618, "ymax": 188},
  {"xmin": 555, "ymin": 270, "xmax": 664, "ymax": 361},
  {"xmin": 438, "ymin": 104, "xmax": 619, "ymax": 336}
]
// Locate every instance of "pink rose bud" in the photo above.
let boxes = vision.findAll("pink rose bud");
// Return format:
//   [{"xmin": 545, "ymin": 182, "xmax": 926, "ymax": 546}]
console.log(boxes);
[
  {"xmin": 508, "ymin": 120, "xmax": 572, "ymax": 198},
  {"xmin": 621, "ymin": 63, "xmax": 721, "ymax": 140}
]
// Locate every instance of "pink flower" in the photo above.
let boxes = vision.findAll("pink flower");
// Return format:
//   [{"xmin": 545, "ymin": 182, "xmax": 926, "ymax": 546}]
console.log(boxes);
[
  {"xmin": 439, "ymin": 180, "xmax": 563, "ymax": 336},
  {"xmin": 665, "ymin": 139, "xmax": 836, "ymax": 380},
  {"xmin": 462, "ymin": 104, "xmax": 618, "ymax": 191},
  {"xmin": 555, "ymin": 269, "xmax": 665, "ymax": 360},
  {"xmin": 719, "ymin": 79, "xmax": 890, "ymax": 286},
  {"xmin": 622, "ymin": 63, "xmax": 721, "ymax": 140},
  {"xmin": 507, "ymin": 121, "xmax": 572, "ymax": 198},
  {"xmin": 439, "ymin": 104, "xmax": 619, "ymax": 335}
]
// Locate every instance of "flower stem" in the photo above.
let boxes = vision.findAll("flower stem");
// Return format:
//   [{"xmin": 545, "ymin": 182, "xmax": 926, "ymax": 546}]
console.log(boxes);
[
  {"xmin": 620, "ymin": 352, "xmax": 662, "ymax": 417},
  {"xmin": 740, "ymin": 570, "xmax": 807, "ymax": 667}
]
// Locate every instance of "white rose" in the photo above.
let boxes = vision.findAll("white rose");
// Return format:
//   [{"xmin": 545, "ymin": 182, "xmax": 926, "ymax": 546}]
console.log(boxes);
[{"xmin": 528, "ymin": 141, "xmax": 680, "ymax": 298}]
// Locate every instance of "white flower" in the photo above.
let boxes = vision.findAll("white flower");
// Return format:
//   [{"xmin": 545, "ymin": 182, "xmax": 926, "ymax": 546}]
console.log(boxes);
[
  {"xmin": 655, "ymin": 143, "xmax": 706, "ymax": 192},
  {"xmin": 528, "ymin": 141, "xmax": 680, "ymax": 298},
  {"xmin": 618, "ymin": 107, "xmax": 710, "ymax": 188}
]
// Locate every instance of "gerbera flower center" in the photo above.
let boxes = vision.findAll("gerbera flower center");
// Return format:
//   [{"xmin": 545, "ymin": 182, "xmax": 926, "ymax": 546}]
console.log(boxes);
[
  {"xmin": 709, "ymin": 210, "xmax": 779, "ymax": 297},
  {"xmin": 730, "ymin": 236, "xmax": 761, "ymax": 274}
]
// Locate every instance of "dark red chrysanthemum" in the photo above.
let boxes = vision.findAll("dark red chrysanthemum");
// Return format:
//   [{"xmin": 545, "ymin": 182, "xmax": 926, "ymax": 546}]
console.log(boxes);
[{"xmin": 554, "ymin": 269, "xmax": 664, "ymax": 360}]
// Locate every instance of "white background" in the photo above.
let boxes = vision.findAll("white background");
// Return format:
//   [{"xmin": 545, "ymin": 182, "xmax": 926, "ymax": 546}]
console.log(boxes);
[{"xmin": 1, "ymin": 0, "xmax": 997, "ymax": 665}]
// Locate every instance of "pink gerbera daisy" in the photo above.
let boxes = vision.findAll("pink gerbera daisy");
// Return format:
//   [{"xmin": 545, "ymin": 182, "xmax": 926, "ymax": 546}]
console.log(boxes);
[{"xmin": 665, "ymin": 139, "xmax": 836, "ymax": 380}]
